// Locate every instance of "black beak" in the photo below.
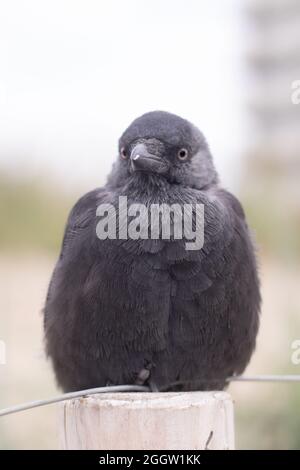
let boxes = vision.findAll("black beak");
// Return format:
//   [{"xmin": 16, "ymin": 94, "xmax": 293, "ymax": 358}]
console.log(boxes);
[{"xmin": 130, "ymin": 143, "xmax": 168, "ymax": 174}]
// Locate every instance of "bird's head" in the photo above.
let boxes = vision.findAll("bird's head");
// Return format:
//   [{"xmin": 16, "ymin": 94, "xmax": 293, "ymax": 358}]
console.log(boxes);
[{"xmin": 109, "ymin": 111, "xmax": 218, "ymax": 189}]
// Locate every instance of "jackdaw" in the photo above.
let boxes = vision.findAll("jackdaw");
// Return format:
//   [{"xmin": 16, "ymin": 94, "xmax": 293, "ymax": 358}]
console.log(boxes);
[{"xmin": 44, "ymin": 111, "xmax": 260, "ymax": 392}]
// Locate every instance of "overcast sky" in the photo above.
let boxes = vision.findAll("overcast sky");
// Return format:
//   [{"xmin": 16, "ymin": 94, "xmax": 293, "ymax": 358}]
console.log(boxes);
[{"xmin": 0, "ymin": 0, "xmax": 245, "ymax": 191}]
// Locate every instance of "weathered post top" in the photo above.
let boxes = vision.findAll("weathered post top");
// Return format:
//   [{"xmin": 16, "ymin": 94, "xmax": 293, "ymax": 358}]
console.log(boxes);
[{"xmin": 60, "ymin": 391, "xmax": 234, "ymax": 450}]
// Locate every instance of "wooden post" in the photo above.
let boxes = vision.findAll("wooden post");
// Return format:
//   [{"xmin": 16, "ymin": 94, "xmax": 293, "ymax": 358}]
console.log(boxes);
[
  {"xmin": 60, "ymin": 392, "xmax": 234, "ymax": 450},
  {"xmin": 59, "ymin": 391, "xmax": 234, "ymax": 450}
]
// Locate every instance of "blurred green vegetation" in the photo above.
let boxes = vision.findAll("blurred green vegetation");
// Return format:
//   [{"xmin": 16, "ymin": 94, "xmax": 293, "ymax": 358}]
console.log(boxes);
[
  {"xmin": 241, "ymin": 155, "xmax": 300, "ymax": 265},
  {"xmin": 242, "ymin": 192, "xmax": 300, "ymax": 265},
  {"xmin": 1, "ymin": 171, "xmax": 299, "ymax": 264},
  {"xmin": 0, "ymin": 174, "xmax": 73, "ymax": 253},
  {"xmin": 245, "ymin": 202, "xmax": 300, "ymax": 263}
]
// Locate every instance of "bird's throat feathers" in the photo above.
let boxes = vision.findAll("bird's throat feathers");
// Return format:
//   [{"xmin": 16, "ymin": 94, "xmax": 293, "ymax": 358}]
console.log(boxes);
[{"xmin": 117, "ymin": 171, "xmax": 205, "ymax": 206}]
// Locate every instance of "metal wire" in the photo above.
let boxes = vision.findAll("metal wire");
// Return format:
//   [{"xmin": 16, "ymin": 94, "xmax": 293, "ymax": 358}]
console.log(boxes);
[
  {"xmin": 0, "ymin": 384, "xmax": 149, "ymax": 418},
  {"xmin": 228, "ymin": 375, "xmax": 300, "ymax": 383},
  {"xmin": 1, "ymin": 375, "xmax": 300, "ymax": 418}
]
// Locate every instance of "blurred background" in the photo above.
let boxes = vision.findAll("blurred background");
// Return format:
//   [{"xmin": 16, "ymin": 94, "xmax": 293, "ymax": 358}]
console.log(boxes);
[{"xmin": 0, "ymin": 0, "xmax": 300, "ymax": 449}]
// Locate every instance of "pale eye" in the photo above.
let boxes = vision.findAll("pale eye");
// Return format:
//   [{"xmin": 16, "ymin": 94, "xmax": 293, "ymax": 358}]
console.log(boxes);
[
  {"xmin": 177, "ymin": 148, "xmax": 188, "ymax": 161},
  {"xmin": 120, "ymin": 147, "xmax": 128, "ymax": 159}
]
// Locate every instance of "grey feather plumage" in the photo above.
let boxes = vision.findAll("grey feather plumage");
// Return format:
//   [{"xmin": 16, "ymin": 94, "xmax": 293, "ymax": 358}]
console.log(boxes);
[{"xmin": 44, "ymin": 111, "xmax": 260, "ymax": 392}]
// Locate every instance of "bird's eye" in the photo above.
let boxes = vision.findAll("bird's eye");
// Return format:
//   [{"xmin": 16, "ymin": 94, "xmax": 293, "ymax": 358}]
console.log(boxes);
[
  {"xmin": 120, "ymin": 147, "xmax": 128, "ymax": 159},
  {"xmin": 177, "ymin": 148, "xmax": 188, "ymax": 161}
]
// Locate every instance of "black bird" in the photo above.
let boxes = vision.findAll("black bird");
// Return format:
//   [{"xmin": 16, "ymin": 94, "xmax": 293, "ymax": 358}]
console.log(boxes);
[{"xmin": 44, "ymin": 111, "xmax": 260, "ymax": 392}]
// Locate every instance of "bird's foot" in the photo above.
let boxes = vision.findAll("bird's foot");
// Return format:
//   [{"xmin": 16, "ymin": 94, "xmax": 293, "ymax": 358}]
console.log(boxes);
[
  {"xmin": 148, "ymin": 380, "xmax": 159, "ymax": 392},
  {"xmin": 135, "ymin": 362, "xmax": 159, "ymax": 391},
  {"xmin": 135, "ymin": 368, "xmax": 150, "ymax": 386}
]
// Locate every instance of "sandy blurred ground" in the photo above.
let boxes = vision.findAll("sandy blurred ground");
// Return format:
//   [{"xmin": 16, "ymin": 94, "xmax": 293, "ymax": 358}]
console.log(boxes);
[
  {"xmin": 0, "ymin": 253, "xmax": 57, "ymax": 449},
  {"xmin": 0, "ymin": 252, "xmax": 300, "ymax": 449}
]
